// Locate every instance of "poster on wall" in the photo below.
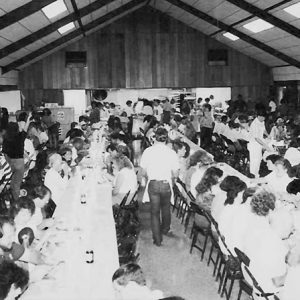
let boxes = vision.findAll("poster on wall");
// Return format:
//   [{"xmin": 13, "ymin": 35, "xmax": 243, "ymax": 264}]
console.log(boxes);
[{"xmin": 0, "ymin": 90, "xmax": 21, "ymax": 113}]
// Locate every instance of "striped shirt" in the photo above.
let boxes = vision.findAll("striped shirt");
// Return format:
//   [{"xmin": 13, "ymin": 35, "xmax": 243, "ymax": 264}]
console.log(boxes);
[{"xmin": 0, "ymin": 153, "xmax": 12, "ymax": 188}]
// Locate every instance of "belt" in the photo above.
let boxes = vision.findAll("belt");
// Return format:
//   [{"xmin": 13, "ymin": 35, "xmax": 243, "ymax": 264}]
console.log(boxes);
[{"xmin": 149, "ymin": 179, "xmax": 169, "ymax": 183}]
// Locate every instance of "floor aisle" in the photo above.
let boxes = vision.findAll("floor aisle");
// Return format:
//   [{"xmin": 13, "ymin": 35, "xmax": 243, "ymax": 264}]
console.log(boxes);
[{"xmin": 137, "ymin": 202, "xmax": 249, "ymax": 300}]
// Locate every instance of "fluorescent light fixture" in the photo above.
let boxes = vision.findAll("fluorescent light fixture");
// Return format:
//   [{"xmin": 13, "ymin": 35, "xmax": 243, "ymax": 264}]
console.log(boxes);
[
  {"xmin": 58, "ymin": 22, "xmax": 75, "ymax": 34},
  {"xmin": 284, "ymin": 2, "xmax": 300, "ymax": 18},
  {"xmin": 223, "ymin": 32, "xmax": 239, "ymax": 41},
  {"xmin": 42, "ymin": 0, "xmax": 67, "ymax": 19},
  {"xmin": 243, "ymin": 19, "xmax": 274, "ymax": 33}
]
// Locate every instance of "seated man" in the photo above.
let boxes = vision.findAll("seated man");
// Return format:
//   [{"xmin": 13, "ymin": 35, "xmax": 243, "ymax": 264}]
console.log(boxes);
[
  {"xmin": 0, "ymin": 260, "xmax": 29, "ymax": 300},
  {"xmin": 112, "ymin": 263, "xmax": 163, "ymax": 300}
]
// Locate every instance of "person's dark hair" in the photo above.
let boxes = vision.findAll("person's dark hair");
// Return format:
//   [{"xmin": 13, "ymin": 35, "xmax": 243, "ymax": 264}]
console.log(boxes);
[
  {"xmin": 155, "ymin": 127, "xmax": 168, "ymax": 143},
  {"xmin": 265, "ymin": 154, "xmax": 282, "ymax": 164},
  {"xmin": 204, "ymin": 98, "xmax": 210, "ymax": 103},
  {"xmin": 30, "ymin": 185, "xmax": 51, "ymax": 200},
  {"xmin": 143, "ymin": 115, "xmax": 155, "ymax": 124},
  {"xmin": 172, "ymin": 140, "xmax": 190, "ymax": 158},
  {"xmin": 43, "ymin": 108, "xmax": 52, "ymax": 116},
  {"xmin": 106, "ymin": 143, "xmax": 117, "ymax": 153},
  {"xmin": 79, "ymin": 115, "xmax": 89, "ymax": 123},
  {"xmin": 195, "ymin": 167, "xmax": 223, "ymax": 195},
  {"xmin": 14, "ymin": 196, "xmax": 35, "ymax": 217},
  {"xmin": 112, "ymin": 263, "xmax": 146, "ymax": 286},
  {"xmin": 0, "ymin": 260, "xmax": 29, "ymax": 300},
  {"xmin": 70, "ymin": 122, "xmax": 78, "ymax": 130},
  {"xmin": 286, "ymin": 179, "xmax": 300, "ymax": 195},
  {"xmin": 220, "ymin": 176, "xmax": 247, "ymax": 205},
  {"xmin": 4, "ymin": 122, "xmax": 19, "ymax": 141},
  {"xmin": 197, "ymin": 98, "xmax": 202, "ymax": 104},
  {"xmin": 116, "ymin": 145, "xmax": 130, "ymax": 158},
  {"xmin": 242, "ymin": 187, "xmax": 258, "ymax": 204},
  {"xmin": 203, "ymin": 103, "xmax": 212, "ymax": 111},
  {"xmin": 228, "ymin": 121, "xmax": 239, "ymax": 129},
  {"xmin": 17, "ymin": 112, "xmax": 27, "ymax": 122},
  {"xmin": 126, "ymin": 100, "xmax": 132, "ymax": 106},
  {"xmin": 250, "ymin": 188, "xmax": 276, "ymax": 216},
  {"xmin": 187, "ymin": 150, "xmax": 213, "ymax": 168},
  {"xmin": 256, "ymin": 108, "xmax": 267, "ymax": 117},
  {"xmin": 238, "ymin": 114, "xmax": 248, "ymax": 123},
  {"xmin": 274, "ymin": 158, "xmax": 292, "ymax": 176},
  {"xmin": 110, "ymin": 131, "xmax": 125, "ymax": 142},
  {"xmin": 69, "ymin": 128, "xmax": 84, "ymax": 140},
  {"xmin": 221, "ymin": 115, "xmax": 227, "ymax": 123},
  {"xmin": 58, "ymin": 146, "xmax": 72, "ymax": 157}
]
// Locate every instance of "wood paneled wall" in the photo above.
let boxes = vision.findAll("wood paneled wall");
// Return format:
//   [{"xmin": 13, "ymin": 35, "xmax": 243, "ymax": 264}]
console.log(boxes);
[{"xmin": 19, "ymin": 6, "xmax": 272, "ymax": 103}]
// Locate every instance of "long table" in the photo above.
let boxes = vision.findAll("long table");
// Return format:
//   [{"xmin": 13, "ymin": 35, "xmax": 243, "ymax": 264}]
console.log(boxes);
[{"xmin": 22, "ymin": 166, "xmax": 119, "ymax": 300}]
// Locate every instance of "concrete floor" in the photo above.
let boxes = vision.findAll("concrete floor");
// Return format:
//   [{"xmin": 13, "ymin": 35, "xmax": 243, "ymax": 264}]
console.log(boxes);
[{"xmin": 137, "ymin": 202, "xmax": 250, "ymax": 300}]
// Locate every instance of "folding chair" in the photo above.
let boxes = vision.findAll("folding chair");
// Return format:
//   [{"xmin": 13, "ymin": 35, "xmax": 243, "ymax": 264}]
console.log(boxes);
[
  {"xmin": 189, "ymin": 204, "xmax": 211, "ymax": 261},
  {"xmin": 234, "ymin": 247, "xmax": 277, "ymax": 300},
  {"xmin": 207, "ymin": 212, "xmax": 242, "ymax": 300}
]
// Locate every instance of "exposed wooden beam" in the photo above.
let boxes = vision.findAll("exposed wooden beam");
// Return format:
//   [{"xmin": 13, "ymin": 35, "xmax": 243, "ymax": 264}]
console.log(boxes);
[
  {"xmin": 2, "ymin": 0, "xmax": 147, "ymax": 74},
  {"xmin": 0, "ymin": 0, "xmax": 116, "ymax": 60},
  {"xmin": 210, "ymin": 0, "xmax": 293, "ymax": 37},
  {"xmin": 165, "ymin": 0, "xmax": 300, "ymax": 69},
  {"xmin": 225, "ymin": 0, "xmax": 300, "ymax": 39},
  {"xmin": 70, "ymin": 0, "xmax": 86, "ymax": 37},
  {"xmin": 0, "ymin": 0, "xmax": 56, "ymax": 31}
]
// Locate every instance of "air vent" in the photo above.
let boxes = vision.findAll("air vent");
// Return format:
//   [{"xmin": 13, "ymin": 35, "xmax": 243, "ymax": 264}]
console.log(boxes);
[
  {"xmin": 208, "ymin": 49, "xmax": 228, "ymax": 66},
  {"xmin": 65, "ymin": 51, "xmax": 87, "ymax": 68}
]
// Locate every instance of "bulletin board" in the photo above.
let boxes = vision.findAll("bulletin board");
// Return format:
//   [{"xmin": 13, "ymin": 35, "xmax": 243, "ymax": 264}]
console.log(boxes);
[{"xmin": 0, "ymin": 90, "xmax": 21, "ymax": 113}]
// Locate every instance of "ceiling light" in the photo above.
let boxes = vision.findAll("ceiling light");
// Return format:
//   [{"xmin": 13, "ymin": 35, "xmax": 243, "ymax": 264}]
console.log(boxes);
[
  {"xmin": 243, "ymin": 19, "xmax": 274, "ymax": 33},
  {"xmin": 58, "ymin": 22, "xmax": 75, "ymax": 34},
  {"xmin": 42, "ymin": 0, "xmax": 67, "ymax": 19},
  {"xmin": 223, "ymin": 32, "xmax": 239, "ymax": 41},
  {"xmin": 284, "ymin": 2, "xmax": 300, "ymax": 18}
]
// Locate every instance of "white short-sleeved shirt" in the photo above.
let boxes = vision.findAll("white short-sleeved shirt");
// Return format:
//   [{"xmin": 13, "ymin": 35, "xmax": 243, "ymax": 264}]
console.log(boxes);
[
  {"xmin": 44, "ymin": 168, "xmax": 68, "ymax": 205},
  {"xmin": 242, "ymin": 216, "xmax": 288, "ymax": 293},
  {"xmin": 140, "ymin": 143, "xmax": 179, "ymax": 181},
  {"xmin": 124, "ymin": 106, "xmax": 134, "ymax": 117},
  {"xmin": 248, "ymin": 117, "xmax": 266, "ymax": 147},
  {"xmin": 143, "ymin": 106, "xmax": 154, "ymax": 116},
  {"xmin": 264, "ymin": 171, "xmax": 293, "ymax": 194}
]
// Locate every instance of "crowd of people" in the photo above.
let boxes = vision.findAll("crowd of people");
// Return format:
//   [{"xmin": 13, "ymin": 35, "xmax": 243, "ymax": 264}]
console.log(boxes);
[{"xmin": 0, "ymin": 91, "xmax": 299, "ymax": 299}]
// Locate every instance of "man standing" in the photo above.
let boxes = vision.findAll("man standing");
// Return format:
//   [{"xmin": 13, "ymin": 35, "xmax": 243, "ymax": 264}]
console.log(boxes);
[{"xmin": 140, "ymin": 127, "xmax": 179, "ymax": 246}]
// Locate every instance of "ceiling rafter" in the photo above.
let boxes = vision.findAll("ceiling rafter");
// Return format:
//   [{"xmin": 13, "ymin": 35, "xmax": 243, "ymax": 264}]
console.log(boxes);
[
  {"xmin": 70, "ymin": 0, "xmax": 86, "ymax": 37},
  {"xmin": 0, "ymin": 0, "xmax": 57, "ymax": 31},
  {"xmin": 210, "ymin": 0, "xmax": 293, "ymax": 37},
  {"xmin": 1, "ymin": 0, "xmax": 147, "ymax": 74},
  {"xmin": 224, "ymin": 0, "xmax": 300, "ymax": 39},
  {"xmin": 0, "ymin": 0, "xmax": 117, "ymax": 60},
  {"xmin": 165, "ymin": 0, "xmax": 300, "ymax": 69}
]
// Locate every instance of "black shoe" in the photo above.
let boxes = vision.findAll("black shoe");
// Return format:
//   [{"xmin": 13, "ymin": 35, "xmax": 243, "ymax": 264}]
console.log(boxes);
[{"xmin": 153, "ymin": 241, "xmax": 162, "ymax": 247}]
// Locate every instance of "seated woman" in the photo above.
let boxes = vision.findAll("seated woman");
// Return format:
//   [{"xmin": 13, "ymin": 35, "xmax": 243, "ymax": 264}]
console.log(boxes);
[
  {"xmin": 185, "ymin": 149, "xmax": 213, "ymax": 193},
  {"xmin": 0, "ymin": 260, "xmax": 29, "ymax": 300},
  {"xmin": 261, "ymin": 158, "xmax": 294, "ymax": 195},
  {"xmin": 172, "ymin": 139, "xmax": 190, "ymax": 182},
  {"xmin": 111, "ymin": 154, "xmax": 138, "ymax": 205},
  {"xmin": 28, "ymin": 185, "xmax": 54, "ymax": 234},
  {"xmin": 265, "ymin": 154, "xmax": 282, "ymax": 173},
  {"xmin": 210, "ymin": 175, "xmax": 247, "ymax": 224},
  {"xmin": 44, "ymin": 153, "xmax": 69, "ymax": 206},
  {"xmin": 112, "ymin": 263, "xmax": 163, "ymax": 300},
  {"xmin": 195, "ymin": 167, "xmax": 223, "ymax": 210}
]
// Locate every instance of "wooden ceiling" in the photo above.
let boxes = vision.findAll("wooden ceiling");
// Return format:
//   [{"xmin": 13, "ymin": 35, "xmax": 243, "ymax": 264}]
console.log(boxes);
[{"xmin": 0, "ymin": 0, "xmax": 299, "ymax": 74}]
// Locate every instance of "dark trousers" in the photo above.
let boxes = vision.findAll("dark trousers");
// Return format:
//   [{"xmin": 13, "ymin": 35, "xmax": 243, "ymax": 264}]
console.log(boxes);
[
  {"xmin": 200, "ymin": 127, "xmax": 213, "ymax": 150},
  {"xmin": 148, "ymin": 180, "xmax": 172, "ymax": 244}
]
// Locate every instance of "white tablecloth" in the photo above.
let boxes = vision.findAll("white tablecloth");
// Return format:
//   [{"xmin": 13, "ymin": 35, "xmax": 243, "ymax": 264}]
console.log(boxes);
[{"xmin": 22, "ymin": 168, "xmax": 119, "ymax": 300}]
